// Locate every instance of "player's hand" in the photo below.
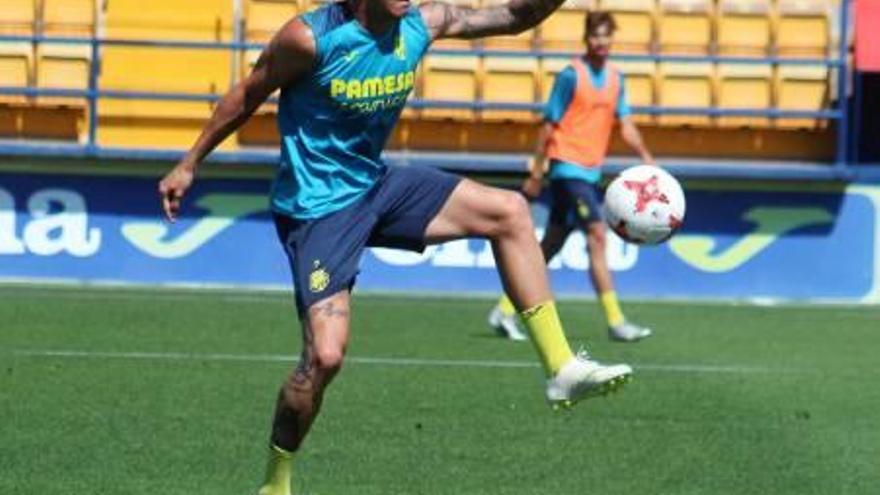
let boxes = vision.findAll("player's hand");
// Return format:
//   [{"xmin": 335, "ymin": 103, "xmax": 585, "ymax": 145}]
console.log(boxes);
[
  {"xmin": 158, "ymin": 163, "xmax": 195, "ymax": 222},
  {"xmin": 521, "ymin": 176, "xmax": 543, "ymax": 199}
]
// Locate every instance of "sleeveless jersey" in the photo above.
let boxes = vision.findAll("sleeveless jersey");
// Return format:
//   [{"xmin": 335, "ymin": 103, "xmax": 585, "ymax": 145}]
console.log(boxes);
[
  {"xmin": 546, "ymin": 58, "xmax": 621, "ymax": 168},
  {"xmin": 271, "ymin": 3, "xmax": 431, "ymax": 219}
]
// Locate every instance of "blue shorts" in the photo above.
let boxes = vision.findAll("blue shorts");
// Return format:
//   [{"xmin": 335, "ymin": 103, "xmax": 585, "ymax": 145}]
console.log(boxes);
[
  {"xmin": 273, "ymin": 166, "xmax": 461, "ymax": 314},
  {"xmin": 548, "ymin": 178, "xmax": 604, "ymax": 228}
]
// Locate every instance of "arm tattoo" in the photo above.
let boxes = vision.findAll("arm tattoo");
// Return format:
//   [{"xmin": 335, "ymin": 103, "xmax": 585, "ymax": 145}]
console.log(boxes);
[
  {"xmin": 424, "ymin": 0, "xmax": 565, "ymax": 40},
  {"xmin": 509, "ymin": 0, "xmax": 562, "ymax": 28}
]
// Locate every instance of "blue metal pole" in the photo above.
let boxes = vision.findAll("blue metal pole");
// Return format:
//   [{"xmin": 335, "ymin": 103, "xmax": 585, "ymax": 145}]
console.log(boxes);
[
  {"xmin": 851, "ymin": 70, "xmax": 862, "ymax": 164},
  {"xmin": 86, "ymin": 36, "xmax": 99, "ymax": 156},
  {"xmin": 834, "ymin": 0, "xmax": 851, "ymax": 170}
]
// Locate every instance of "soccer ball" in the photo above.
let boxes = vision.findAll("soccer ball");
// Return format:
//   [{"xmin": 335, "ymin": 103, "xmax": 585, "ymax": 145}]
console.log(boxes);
[{"xmin": 603, "ymin": 165, "xmax": 686, "ymax": 245}]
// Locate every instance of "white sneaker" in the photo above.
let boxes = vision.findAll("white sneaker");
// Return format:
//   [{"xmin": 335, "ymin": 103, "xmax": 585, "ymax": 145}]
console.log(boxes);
[
  {"xmin": 545, "ymin": 351, "xmax": 632, "ymax": 409},
  {"xmin": 487, "ymin": 305, "xmax": 528, "ymax": 341},
  {"xmin": 609, "ymin": 321, "xmax": 653, "ymax": 342}
]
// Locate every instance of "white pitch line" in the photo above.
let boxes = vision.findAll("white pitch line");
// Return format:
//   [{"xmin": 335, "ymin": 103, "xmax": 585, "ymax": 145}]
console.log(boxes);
[
  {"xmin": 4, "ymin": 282, "xmax": 880, "ymax": 311},
  {"xmin": 3, "ymin": 348, "xmax": 805, "ymax": 375}
]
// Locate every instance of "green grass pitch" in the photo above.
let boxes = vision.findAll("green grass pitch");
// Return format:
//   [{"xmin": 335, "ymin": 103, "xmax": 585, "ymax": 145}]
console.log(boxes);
[{"xmin": 1, "ymin": 285, "xmax": 879, "ymax": 495}]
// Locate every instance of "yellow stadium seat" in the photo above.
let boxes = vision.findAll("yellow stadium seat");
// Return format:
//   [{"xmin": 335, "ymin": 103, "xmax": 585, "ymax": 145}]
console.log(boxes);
[
  {"xmin": 33, "ymin": 0, "xmax": 94, "ymax": 110},
  {"xmin": 104, "ymin": 0, "xmax": 234, "ymax": 41},
  {"xmin": 0, "ymin": 0, "xmax": 35, "ymax": 35},
  {"xmin": 431, "ymin": 0, "xmax": 479, "ymax": 50},
  {"xmin": 480, "ymin": 56, "xmax": 539, "ymax": 122},
  {"xmin": 716, "ymin": 63, "xmax": 772, "ymax": 127},
  {"xmin": 101, "ymin": 44, "xmax": 231, "ymax": 98},
  {"xmin": 98, "ymin": 0, "xmax": 234, "ymax": 148},
  {"xmin": 98, "ymin": 45, "xmax": 232, "ymax": 148},
  {"xmin": 42, "ymin": 0, "xmax": 95, "ymax": 37},
  {"xmin": 245, "ymin": 0, "xmax": 300, "ymax": 42},
  {"xmin": 97, "ymin": 99, "xmax": 237, "ymax": 149},
  {"xmin": 36, "ymin": 44, "xmax": 90, "ymax": 106},
  {"xmin": 35, "ymin": 0, "xmax": 94, "ymax": 113},
  {"xmin": 421, "ymin": 55, "xmax": 479, "ymax": 120},
  {"xmin": 483, "ymin": 28, "xmax": 537, "ymax": 51},
  {"xmin": 658, "ymin": 0, "xmax": 712, "ymax": 54},
  {"xmin": 598, "ymin": 0, "xmax": 654, "ymax": 54},
  {"xmin": 540, "ymin": 57, "xmax": 572, "ymax": 102},
  {"xmin": 97, "ymin": 97, "xmax": 232, "ymax": 149},
  {"xmin": 776, "ymin": 0, "xmax": 830, "ymax": 57},
  {"xmin": 775, "ymin": 64, "xmax": 828, "ymax": 129},
  {"xmin": 717, "ymin": 0, "xmax": 771, "ymax": 56},
  {"xmin": 540, "ymin": 0, "xmax": 593, "ymax": 52},
  {"xmin": 657, "ymin": 62, "xmax": 713, "ymax": 126},
  {"xmin": 614, "ymin": 60, "xmax": 655, "ymax": 123},
  {"xmin": 0, "ymin": 43, "xmax": 32, "ymax": 104}
]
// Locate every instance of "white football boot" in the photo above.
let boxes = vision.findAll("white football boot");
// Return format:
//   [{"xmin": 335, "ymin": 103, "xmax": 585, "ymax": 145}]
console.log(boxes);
[
  {"xmin": 545, "ymin": 351, "xmax": 632, "ymax": 410},
  {"xmin": 487, "ymin": 305, "xmax": 528, "ymax": 342},
  {"xmin": 609, "ymin": 321, "xmax": 653, "ymax": 342}
]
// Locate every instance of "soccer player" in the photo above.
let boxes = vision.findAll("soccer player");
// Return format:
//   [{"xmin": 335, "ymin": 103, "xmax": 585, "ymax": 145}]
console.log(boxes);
[
  {"xmin": 488, "ymin": 11, "xmax": 656, "ymax": 343},
  {"xmin": 158, "ymin": 1, "xmax": 632, "ymax": 493}
]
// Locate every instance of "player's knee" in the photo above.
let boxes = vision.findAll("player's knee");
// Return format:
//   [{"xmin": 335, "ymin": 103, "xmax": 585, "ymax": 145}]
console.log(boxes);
[
  {"xmin": 314, "ymin": 346, "xmax": 345, "ymax": 374},
  {"xmin": 498, "ymin": 191, "xmax": 531, "ymax": 234}
]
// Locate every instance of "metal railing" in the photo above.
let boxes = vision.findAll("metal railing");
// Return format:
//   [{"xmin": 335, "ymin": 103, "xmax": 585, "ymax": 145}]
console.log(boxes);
[{"xmin": 0, "ymin": 0, "xmax": 854, "ymax": 179}]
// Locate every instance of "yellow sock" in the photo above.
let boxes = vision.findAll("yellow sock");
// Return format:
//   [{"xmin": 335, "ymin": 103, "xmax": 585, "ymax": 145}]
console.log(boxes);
[
  {"xmin": 497, "ymin": 294, "xmax": 516, "ymax": 316},
  {"xmin": 600, "ymin": 291, "xmax": 625, "ymax": 327},
  {"xmin": 258, "ymin": 445, "xmax": 293, "ymax": 495},
  {"xmin": 519, "ymin": 301, "xmax": 574, "ymax": 376}
]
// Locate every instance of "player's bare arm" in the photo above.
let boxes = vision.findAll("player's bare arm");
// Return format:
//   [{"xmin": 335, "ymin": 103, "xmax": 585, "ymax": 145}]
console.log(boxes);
[
  {"xmin": 158, "ymin": 19, "xmax": 316, "ymax": 221},
  {"xmin": 522, "ymin": 121, "xmax": 554, "ymax": 199},
  {"xmin": 620, "ymin": 116, "xmax": 655, "ymax": 165},
  {"xmin": 419, "ymin": 0, "xmax": 565, "ymax": 40}
]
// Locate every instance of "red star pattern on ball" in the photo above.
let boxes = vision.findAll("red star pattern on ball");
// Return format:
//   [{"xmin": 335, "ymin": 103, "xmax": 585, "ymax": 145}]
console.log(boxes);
[{"xmin": 624, "ymin": 175, "xmax": 670, "ymax": 213}]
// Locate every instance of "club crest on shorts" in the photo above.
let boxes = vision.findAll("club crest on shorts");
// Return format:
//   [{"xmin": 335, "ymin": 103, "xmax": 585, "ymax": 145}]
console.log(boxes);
[
  {"xmin": 577, "ymin": 199, "xmax": 590, "ymax": 219},
  {"xmin": 309, "ymin": 260, "xmax": 330, "ymax": 293}
]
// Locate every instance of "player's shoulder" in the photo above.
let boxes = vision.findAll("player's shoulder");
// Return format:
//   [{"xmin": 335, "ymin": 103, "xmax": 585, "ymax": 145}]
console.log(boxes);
[
  {"xmin": 270, "ymin": 15, "xmax": 318, "ymax": 61},
  {"xmin": 403, "ymin": 5, "xmax": 433, "ymax": 43},
  {"xmin": 300, "ymin": 1, "xmax": 353, "ymax": 38},
  {"xmin": 556, "ymin": 64, "xmax": 578, "ymax": 84},
  {"xmin": 415, "ymin": 1, "xmax": 447, "ymax": 33}
]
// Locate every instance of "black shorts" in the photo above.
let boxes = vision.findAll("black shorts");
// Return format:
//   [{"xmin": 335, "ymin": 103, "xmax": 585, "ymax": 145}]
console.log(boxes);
[{"xmin": 274, "ymin": 166, "xmax": 461, "ymax": 314}]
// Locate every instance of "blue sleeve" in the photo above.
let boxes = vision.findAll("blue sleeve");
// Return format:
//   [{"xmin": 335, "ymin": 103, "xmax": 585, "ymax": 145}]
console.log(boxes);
[
  {"xmin": 543, "ymin": 66, "xmax": 576, "ymax": 123},
  {"xmin": 616, "ymin": 73, "xmax": 631, "ymax": 118}
]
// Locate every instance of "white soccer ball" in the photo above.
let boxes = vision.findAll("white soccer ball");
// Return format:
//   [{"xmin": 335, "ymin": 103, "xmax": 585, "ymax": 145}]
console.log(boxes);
[{"xmin": 603, "ymin": 165, "xmax": 686, "ymax": 245}]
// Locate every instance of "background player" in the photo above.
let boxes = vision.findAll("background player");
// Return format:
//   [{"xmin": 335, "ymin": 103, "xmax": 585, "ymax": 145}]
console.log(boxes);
[
  {"xmin": 489, "ymin": 11, "xmax": 656, "ymax": 343},
  {"xmin": 157, "ymin": 1, "xmax": 633, "ymax": 494}
]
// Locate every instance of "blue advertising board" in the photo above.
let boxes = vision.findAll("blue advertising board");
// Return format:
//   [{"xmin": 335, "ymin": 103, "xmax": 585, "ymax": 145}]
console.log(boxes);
[{"xmin": 1, "ymin": 170, "xmax": 878, "ymax": 303}]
